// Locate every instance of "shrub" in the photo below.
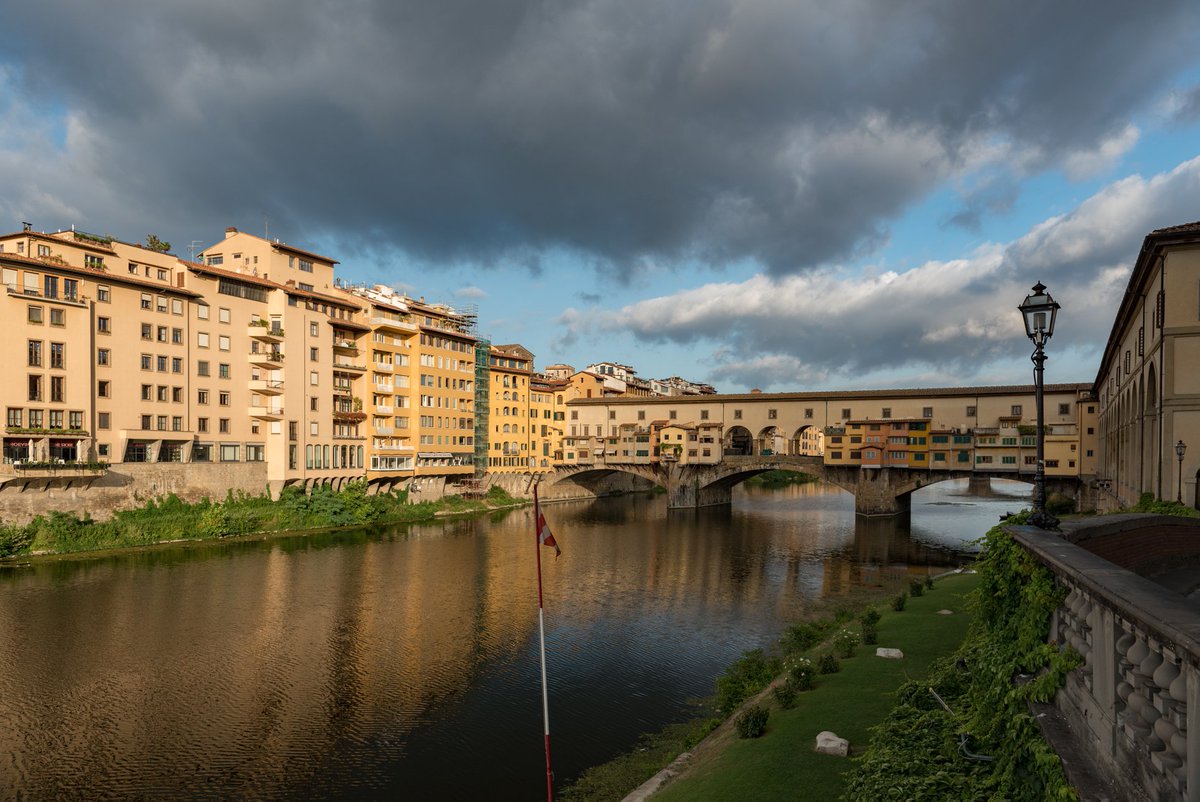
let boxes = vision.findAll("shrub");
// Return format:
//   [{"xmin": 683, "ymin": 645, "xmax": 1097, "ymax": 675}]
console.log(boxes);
[
  {"xmin": 924, "ymin": 575, "xmax": 935, "ymax": 590},
  {"xmin": 833, "ymin": 628, "xmax": 859, "ymax": 659},
  {"xmin": 909, "ymin": 579, "xmax": 924, "ymax": 597},
  {"xmin": 715, "ymin": 649, "xmax": 781, "ymax": 713},
  {"xmin": 1128, "ymin": 492, "xmax": 1199, "ymax": 517},
  {"xmin": 0, "ymin": 524, "xmax": 33, "ymax": 557},
  {"xmin": 861, "ymin": 621, "xmax": 879, "ymax": 645},
  {"xmin": 861, "ymin": 608, "xmax": 882, "ymax": 628},
  {"xmin": 780, "ymin": 621, "xmax": 825, "ymax": 654},
  {"xmin": 892, "ymin": 593, "xmax": 908, "ymax": 612},
  {"xmin": 818, "ymin": 652, "xmax": 840, "ymax": 674},
  {"xmin": 784, "ymin": 655, "xmax": 816, "ymax": 690},
  {"xmin": 772, "ymin": 681, "xmax": 798, "ymax": 709},
  {"xmin": 735, "ymin": 705, "xmax": 769, "ymax": 739}
]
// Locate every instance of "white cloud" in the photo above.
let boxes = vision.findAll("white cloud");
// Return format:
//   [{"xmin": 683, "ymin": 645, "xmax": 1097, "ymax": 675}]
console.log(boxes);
[{"xmin": 454, "ymin": 285, "xmax": 487, "ymax": 299}]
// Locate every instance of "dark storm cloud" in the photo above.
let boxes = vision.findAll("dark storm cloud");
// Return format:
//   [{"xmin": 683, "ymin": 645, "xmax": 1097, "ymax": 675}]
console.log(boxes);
[{"xmin": 1, "ymin": 0, "xmax": 1196, "ymax": 273}]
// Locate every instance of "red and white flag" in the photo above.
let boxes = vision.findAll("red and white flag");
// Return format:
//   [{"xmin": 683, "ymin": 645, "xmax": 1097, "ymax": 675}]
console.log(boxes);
[{"xmin": 536, "ymin": 497, "xmax": 561, "ymax": 558}]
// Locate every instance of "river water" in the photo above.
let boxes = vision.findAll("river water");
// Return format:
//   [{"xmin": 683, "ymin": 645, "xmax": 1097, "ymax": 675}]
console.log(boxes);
[{"xmin": 0, "ymin": 479, "xmax": 1028, "ymax": 799}]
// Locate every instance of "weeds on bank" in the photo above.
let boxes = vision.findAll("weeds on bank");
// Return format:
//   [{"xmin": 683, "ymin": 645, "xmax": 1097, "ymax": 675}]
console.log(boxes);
[{"xmin": 0, "ymin": 482, "xmax": 528, "ymax": 558}]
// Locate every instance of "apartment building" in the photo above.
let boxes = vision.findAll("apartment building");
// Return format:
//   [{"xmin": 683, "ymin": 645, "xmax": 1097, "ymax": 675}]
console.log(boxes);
[
  {"xmin": 487, "ymin": 344, "xmax": 535, "ymax": 470},
  {"xmin": 530, "ymin": 374, "xmax": 565, "ymax": 468},
  {"xmin": 410, "ymin": 299, "xmax": 476, "ymax": 477}
]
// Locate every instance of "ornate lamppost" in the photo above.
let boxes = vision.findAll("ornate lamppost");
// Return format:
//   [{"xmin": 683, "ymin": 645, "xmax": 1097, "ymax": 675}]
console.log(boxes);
[
  {"xmin": 1019, "ymin": 282, "xmax": 1061, "ymax": 530},
  {"xmin": 1176, "ymin": 440, "xmax": 1187, "ymax": 504}
]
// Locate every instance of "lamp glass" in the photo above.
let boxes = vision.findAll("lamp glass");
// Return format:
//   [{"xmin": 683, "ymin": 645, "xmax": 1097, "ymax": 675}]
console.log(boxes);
[
  {"xmin": 1019, "ymin": 282, "xmax": 1060, "ymax": 342},
  {"xmin": 1177, "ymin": 440, "xmax": 1187, "ymax": 460}
]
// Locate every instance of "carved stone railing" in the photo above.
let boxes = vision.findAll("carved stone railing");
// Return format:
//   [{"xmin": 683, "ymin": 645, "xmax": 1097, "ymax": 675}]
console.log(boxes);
[{"xmin": 1012, "ymin": 516, "xmax": 1200, "ymax": 801}]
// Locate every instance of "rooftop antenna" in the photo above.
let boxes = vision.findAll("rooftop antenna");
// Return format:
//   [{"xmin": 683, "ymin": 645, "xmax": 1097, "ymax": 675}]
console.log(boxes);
[
  {"xmin": 188, "ymin": 240, "xmax": 203, "ymax": 262},
  {"xmin": 264, "ymin": 216, "xmax": 270, "ymax": 241}
]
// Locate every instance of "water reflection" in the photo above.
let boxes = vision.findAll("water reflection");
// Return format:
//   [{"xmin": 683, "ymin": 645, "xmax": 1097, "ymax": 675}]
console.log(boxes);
[{"xmin": 0, "ymin": 480, "xmax": 1013, "ymax": 799}]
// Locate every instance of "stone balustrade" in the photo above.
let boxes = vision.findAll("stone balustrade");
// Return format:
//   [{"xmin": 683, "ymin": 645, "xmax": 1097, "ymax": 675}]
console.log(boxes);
[{"xmin": 1012, "ymin": 516, "xmax": 1200, "ymax": 801}]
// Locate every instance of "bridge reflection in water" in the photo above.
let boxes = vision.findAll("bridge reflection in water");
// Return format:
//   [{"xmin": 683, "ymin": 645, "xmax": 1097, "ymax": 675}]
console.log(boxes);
[{"xmin": 0, "ymin": 479, "xmax": 1011, "ymax": 798}]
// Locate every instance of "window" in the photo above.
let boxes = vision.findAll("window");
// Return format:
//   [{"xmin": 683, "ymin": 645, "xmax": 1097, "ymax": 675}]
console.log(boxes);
[
  {"xmin": 172, "ymin": 299, "xmax": 183, "ymax": 315},
  {"xmin": 700, "ymin": 410, "xmax": 709, "ymax": 420},
  {"xmin": 141, "ymin": 294, "xmax": 152, "ymax": 310},
  {"xmin": 219, "ymin": 444, "xmax": 239, "ymax": 462},
  {"xmin": 43, "ymin": 275, "xmax": 58, "ymax": 299},
  {"xmin": 768, "ymin": 409, "xmax": 777, "ymax": 419},
  {"xmin": 219, "ymin": 363, "xmax": 230, "ymax": 379},
  {"xmin": 197, "ymin": 332, "xmax": 210, "ymax": 348},
  {"xmin": 922, "ymin": 406, "xmax": 933, "ymax": 418},
  {"xmin": 1138, "ymin": 326, "xmax": 1145, "ymax": 357},
  {"xmin": 1058, "ymin": 403, "xmax": 1070, "ymax": 416},
  {"xmin": 98, "ymin": 412, "xmax": 110, "ymax": 430},
  {"xmin": 172, "ymin": 357, "xmax": 183, "ymax": 373},
  {"xmin": 49, "ymin": 343, "xmax": 64, "ymax": 369},
  {"xmin": 97, "ymin": 348, "xmax": 110, "ymax": 366},
  {"xmin": 218, "ymin": 335, "xmax": 230, "ymax": 351},
  {"xmin": 219, "ymin": 418, "xmax": 230, "ymax": 434},
  {"xmin": 98, "ymin": 317, "xmax": 111, "ymax": 333},
  {"xmin": 245, "ymin": 444, "xmax": 265, "ymax": 462},
  {"xmin": 734, "ymin": 409, "xmax": 742, "ymax": 419},
  {"xmin": 198, "ymin": 390, "xmax": 209, "ymax": 405},
  {"xmin": 310, "ymin": 371, "xmax": 319, "ymax": 386},
  {"xmin": 310, "ymin": 347, "xmax": 319, "ymax": 362},
  {"xmin": 140, "ymin": 354, "xmax": 152, "ymax": 370},
  {"xmin": 219, "ymin": 307, "xmax": 231, "ymax": 324},
  {"xmin": 157, "ymin": 356, "xmax": 167, "ymax": 372},
  {"xmin": 141, "ymin": 323, "xmax": 153, "ymax": 340},
  {"xmin": 97, "ymin": 286, "xmax": 110, "ymax": 302},
  {"xmin": 198, "ymin": 418, "xmax": 208, "ymax": 433},
  {"xmin": 50, "ymin": 376, "xmax": 63, "ymax": 402},
  {"xmin": 172, "ymin": 328, "xmax": 183, "ymax": 344},
  {"xmin": 805, "ymin": 408, "xmax": 813, "ymax": 419},
  {"xmin": 97, "ymin": 380, "xmax": 111, "ymax": 398},
  {"xmin": 219, "ymin": 392, "xmax": 230, "ymax": 406},
  {"xmin": 1011, "ymin": 405, "xmax": 1022, "ymax": 417},
  {"xmin": 158, "ymin": 269, "xmax": 168, "ymax": 281},
  {"xmin": 27, "ymin": 340, "xmax": 42, "ymax": 367},
  {"xmin": 49, "ymin": 309, "xmax": 64, "ymax": 326},
  {"xmin": 157, "ymin": 326, "xmax": 168, "ymax": 342},
  {"xmin": 27, "ymin": 305, "xmax": 43, "ymax": 324},
  {"xmin": 310, "ymin": 322, "xmax": 320, "ymax": 337},
  {"xmin": 299, "ymin": 259, "xmax": 313, "ymax": 272},
  {"xmin": 966, "ymin": 405, "xmax": 976, "ymax": 417},
  {"xmin": 27, "ymin": 375, "xmax": 42, "ymax": 401},
  {"xmin": 197, "ymin": 305, "xmax": 210, "ymax": 320},
  {"xmin": 1123, "ymin": 350, "xmax": 1131, "ymax": 374},
  {"xmin": 172, "ymin": 387, "xmax": 183, "ymax": 403}
]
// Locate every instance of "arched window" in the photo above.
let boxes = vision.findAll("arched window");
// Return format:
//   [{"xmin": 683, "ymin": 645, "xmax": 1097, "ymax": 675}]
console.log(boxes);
[{"xmin": 306, "ymin": 444, "xmax": 313, "ymax": 469}]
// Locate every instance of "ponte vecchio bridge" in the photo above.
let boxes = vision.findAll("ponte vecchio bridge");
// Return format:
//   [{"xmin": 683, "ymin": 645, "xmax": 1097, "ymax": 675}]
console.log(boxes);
[{"xmin": 543, "ymin": 383, "xmax": 1098, "ymax": 516}]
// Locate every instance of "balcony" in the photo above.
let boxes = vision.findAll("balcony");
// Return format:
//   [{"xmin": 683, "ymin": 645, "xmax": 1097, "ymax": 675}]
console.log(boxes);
[
  {"xmin": 373, "ymin": 362, "xmax": 394, "ymax": 373},
  {"xmin": 332, "ymin": 385, "xmax": 354, "ymax": 397},
  {"xmin": 375, "ymin": 404, "xmax": 394, "ymax": 414},
  {"xmin": 374, "ymin": 426, "xmax": 395, "ymax": 435},
  {"xmin": 248, "ymin": 350, "xmax": 284, "ymax": 369},
  {"xmin": 333, "ymin": 360, "xmax": 367, "ymax": 373},
  {"xmin": 374, "ymin": 442, "xmax": 413, "ymax": 451},
  {"xmin": 373, "ymin": 382, "xmax": 394, "ymax": 393},
  {"xmin": 249, "ymin": 379, "xmax": 284, "ymax": 395},
  {"xmin": 369, "ymin": 315, "xmax": 417, "ymax": 332},
  {"xmin": 332, "ymin": 338, "xmax": 358, "ymax": 353},
  {"xmin": 247, "ymin": 322, "xmax": 284, "ymax": 342},
  {"xmin": 333, "ymin": 411, "xmax": 366, "ymax": 424},
  {"xmin": 249, "ymin": 405, "xmax": 284, "ymax": 421}
]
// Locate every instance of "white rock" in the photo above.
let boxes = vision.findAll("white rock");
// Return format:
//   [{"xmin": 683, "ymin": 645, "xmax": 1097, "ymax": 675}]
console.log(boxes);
[
  {"xmin": 815, "ymin": 731, "xmax": 849, "ymax": 757},
  {"xmin": 937, "ymin": 609, "xmax": 954, "ymax": 615},
  {"xmin": 876, "ymin": 647, "xmax": 904, "ymax": 659}
]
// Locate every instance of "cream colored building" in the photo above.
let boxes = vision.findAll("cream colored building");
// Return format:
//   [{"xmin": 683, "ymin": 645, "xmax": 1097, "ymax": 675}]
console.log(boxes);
[
  {"xmin": 1096, "ymin": 221, "xmax": 1200, "ymax": 506},
  {"xmin": 488, "ymin": 344, "xmax": 535, "ymax": 471},
  {"xmin": 409, "ymin": 299, "xmax": 476, "ymax": 478}
]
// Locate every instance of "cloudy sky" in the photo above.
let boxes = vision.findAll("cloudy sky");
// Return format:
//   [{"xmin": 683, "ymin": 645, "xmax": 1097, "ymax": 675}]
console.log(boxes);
[{"xmin": 2, "ymin": 0, "xmax": 1199, "ymax": 392}]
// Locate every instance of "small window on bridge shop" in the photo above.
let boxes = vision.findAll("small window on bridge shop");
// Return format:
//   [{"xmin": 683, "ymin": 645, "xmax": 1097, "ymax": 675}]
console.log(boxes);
[
  {"xmin": 932, "ymin": 435, "xmax": 948, "ymax": 443},
  {"xmin": 1058, "ymin": 403, "xmax": 1071, "ymax": 415},
  {"xmin": 734, "ymin": 409, "xmax": 742, "ymax": 419},
  {"xmin": 957, "ymin": 451, "xmax": 970, "ymax": 462},
  {"xmin": 881, "ymin": 408, "xmax": 891, "ymax": 418},
  {"xmin": 700, "ymin": 410, "xmax": 709, "ymax": 420},
  {"xmin": 830, "ymin": 451, "xmax": 843, "ymax": 460},
  {"xmin": 1046, "ymin": 460, "xmax": 1060, "ymax": 468},
  {"xmin": 1002, "ymin": 456, "xmax": 1016, "ymax": 465},
  {"xmin": 850, "ymin": 450, "xmax": 862, "ymax": 459},
  {"xmin": 976, "ymin": 455, "xmax": 993, "ymax": 464},
  {"xmin": 850, "ymin": 436, "xmax": 861, "ymax": 443},
  {"xmin": 609, "ymin": 410, "xmax": 616, "ymax": 419},
  {"xmin": 635, "ymin": 450, "xmax": 649, "ymax": 457},
  {"xmin": 804, "ymin": 408, "xmax": 813, "ymax": 418},
  {"xmin": 966, "ymin": 405, "xmax": 977, "ymax": 417},
  {"xmin": 841, "ymin": 408, "xmax": 851, "ymax": 419},
  {"xmin": 913, "ymin": 453, "xmax": 926, "ymax": 461},
  {"xmin": 637, "ymin": 411, "xmax": 646, "ymax": 420},
  {"xmin": 829, "ymin": 436, "xmax": 843, "ymax": 444},
  {"xmin": 669, "ymin": 410, "xmax": 677, "ymax": 420},
  {"xmin": 1024, "ymin": 456, "xmax": 1036, "ymax": 465},
  {"xmin": 933, "ymin": 453, "xmax": 946, "ymax": 461},
  {"xmin": 1011, "ymin": 405, "xmax": 1023, "ymax": 417},
  {"xmin": 768, "ymin": 409, "xmax": 777, "ymax": 419},
  {"xmin": 922, "ymin": 406, "xmax": 933, "ymax": 418}
]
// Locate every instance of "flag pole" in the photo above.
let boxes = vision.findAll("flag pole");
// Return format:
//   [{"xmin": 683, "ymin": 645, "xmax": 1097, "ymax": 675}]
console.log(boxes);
[{"xmin": 535, "ymin": 481, "xmax": 555, "ymax": 801}]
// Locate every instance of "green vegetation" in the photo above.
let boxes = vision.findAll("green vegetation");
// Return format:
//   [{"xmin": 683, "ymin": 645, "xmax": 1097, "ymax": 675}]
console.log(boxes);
[
  {"xmin": 0, "ymin": 483, "xmax": 528, "ymax": 559},
  {"xmin": 1123, "ymin": 492, "xmax": 1199, "ymax": 517},
  {"xmin": 844, "ymin": 513, "xmax": 1079, "ymax": 801},
  {"xmin": 654, "ymin": 573, "xmax": 979, "ymax": 801},
  {"xmin": 744, "ymin": 470, "xmax": 820, "ymax": 488},
  {"xmin": 735, "ymin": 706, "xmax": 769, "ymax": 739}
]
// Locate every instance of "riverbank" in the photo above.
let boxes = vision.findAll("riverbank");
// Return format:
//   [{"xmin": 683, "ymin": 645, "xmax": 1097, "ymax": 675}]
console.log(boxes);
[{"xmin": 0, "ymin": 483, "xmax": 543, "ymax": 561}]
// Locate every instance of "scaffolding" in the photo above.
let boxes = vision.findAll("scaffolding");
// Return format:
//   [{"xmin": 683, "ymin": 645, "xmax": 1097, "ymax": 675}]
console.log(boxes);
[{"xmin": 474, "ymin": 337, "xmax": 491, "ymax": 476}]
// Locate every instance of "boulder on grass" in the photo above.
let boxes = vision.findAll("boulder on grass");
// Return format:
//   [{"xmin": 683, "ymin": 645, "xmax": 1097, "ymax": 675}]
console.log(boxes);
[
  {"xmin": 815, "ymin": 731, "xmax": 849, "ymax": 757},
  {"xmin": 876, "ymin": 647, "xmax": 904, "ymax": 659}
]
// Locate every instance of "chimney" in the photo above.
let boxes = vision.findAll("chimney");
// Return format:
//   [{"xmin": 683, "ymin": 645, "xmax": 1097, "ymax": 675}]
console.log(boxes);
[{"xmin": 225, "ymin": 226, "xmax": 238, "ymax": 238}]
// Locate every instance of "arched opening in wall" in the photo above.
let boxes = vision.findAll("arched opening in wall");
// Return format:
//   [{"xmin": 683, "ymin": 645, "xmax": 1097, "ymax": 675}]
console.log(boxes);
[
  {"xmin": 1146, "ymin": 368, "xmax": 1157, "ymax": 412},
  {"xmin": 725, "ymin": 426, "xmax": 753, "ymax": 456},
  {"xmin": 757, "ymin": 426, "xmax": 782, "ymax": 456},
  {"xmin": 789, "ymin": 425, "xmax": 816, "ymax": 456},
  {"xmin": 1194, "ymin": 468, "xmax": 1200, "ymax": 510}
]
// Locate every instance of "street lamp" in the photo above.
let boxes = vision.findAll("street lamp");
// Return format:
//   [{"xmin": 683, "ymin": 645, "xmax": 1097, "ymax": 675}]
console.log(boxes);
[
  {"xmin": 1176, "ymin": 440, "xmax": 1187, "ymax": 504},
  {"xmin": 1019, "ymin": 282, "xmax": 1061, "ymax": 530}
]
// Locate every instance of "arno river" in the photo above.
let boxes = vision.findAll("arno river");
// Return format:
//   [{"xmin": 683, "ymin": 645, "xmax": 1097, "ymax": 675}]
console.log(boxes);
[{"xmin": 0, "ymin": 479, "xmax": 1026, "ymax": 799}]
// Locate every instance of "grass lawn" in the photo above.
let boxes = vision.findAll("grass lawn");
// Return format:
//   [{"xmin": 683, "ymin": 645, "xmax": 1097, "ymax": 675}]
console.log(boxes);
[{"xmin": 653, "ymin": 572, "xmax": 980, "ymax": 801}]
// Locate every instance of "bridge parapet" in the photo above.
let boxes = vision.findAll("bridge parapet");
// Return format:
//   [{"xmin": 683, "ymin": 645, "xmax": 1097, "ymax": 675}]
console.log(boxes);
[{"xmin": 1013, "ymin": 517, "xmax": 1200, "ymax": 800}]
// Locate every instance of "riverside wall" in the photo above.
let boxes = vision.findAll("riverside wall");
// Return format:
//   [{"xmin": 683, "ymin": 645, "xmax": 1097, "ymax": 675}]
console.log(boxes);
[{"xmin": 0, "ymin": 463, "xmax": 268, "ymax": 526}]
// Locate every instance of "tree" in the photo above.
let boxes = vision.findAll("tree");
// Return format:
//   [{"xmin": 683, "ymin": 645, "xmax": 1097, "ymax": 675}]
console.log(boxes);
[{"xmin": 145, "ymin": 234, "xmax": 171, "ymax": 253}]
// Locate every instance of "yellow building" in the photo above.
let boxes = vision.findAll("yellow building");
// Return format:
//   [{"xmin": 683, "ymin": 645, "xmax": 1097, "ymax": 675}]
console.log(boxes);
[
  {"xmin": 410, "ymin": 299, "xmax": 476, "ymax": 478},
  {"xmin": 487, "ymin": 344, "xmax": 535, "ymax": 471},
  {"xmin": 529, "ymin": 374, "xmax": 563, "ymax": 469}
]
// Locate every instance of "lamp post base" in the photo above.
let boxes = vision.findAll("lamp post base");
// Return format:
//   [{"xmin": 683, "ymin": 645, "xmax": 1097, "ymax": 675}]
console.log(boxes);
[{"xmin": 1029, "ymin": 509, "xmax": 1060, "ymax": 531}]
